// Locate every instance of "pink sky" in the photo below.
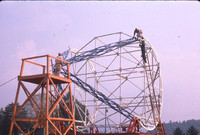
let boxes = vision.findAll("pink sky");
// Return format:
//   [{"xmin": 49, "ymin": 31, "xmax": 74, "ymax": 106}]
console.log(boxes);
[{"xmin": 0, "ymin": 1, "xmax": 200, "ymax": 123}]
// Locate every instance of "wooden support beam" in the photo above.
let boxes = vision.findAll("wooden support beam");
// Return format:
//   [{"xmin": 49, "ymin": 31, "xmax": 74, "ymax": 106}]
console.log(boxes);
[{"xmin": 9, "ymin": 55, "xmax": 76, "ymax": 135}]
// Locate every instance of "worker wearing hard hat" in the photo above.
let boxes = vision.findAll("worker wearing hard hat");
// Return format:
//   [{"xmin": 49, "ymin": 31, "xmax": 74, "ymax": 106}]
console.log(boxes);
[{"xmin": 54, "ymin": 52, "xmax": 63, "ymax": 76}]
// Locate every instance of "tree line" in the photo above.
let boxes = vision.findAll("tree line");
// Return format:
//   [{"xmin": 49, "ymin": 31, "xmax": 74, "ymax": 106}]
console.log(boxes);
[
  {"xmin": 173, "ymin": 126, "xmax": 199, "ymax": 135},
  {"xmin": 164, "ymin": 120, "xmax": 200, "ymax": 135},
  {"xmin": 0, "ymin": 103, "xmax": 33, "ymax": 135},
  {"xmin": 0, "ymin": 93, "xmax": 199, "ymax": 135},
  {"xmin": 0, "ymin": 92, "xmax": 88, "ymax": 135}
]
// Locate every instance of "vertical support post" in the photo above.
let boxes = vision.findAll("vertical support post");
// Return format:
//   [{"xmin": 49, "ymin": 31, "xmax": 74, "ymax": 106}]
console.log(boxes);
[
  {"xmin": 119, "ymin": 41, "xmax": 122, "ymax": 132},
  {"xmin": 43, "ymin": 66, "xmax": 45, "ymax": 74},
  {"xmin": 67, "ymin": 62, "xmax": 70, "ymax": 79},
  {"xmin": 20, "ymin": 60, "xmax": 25, "ymax": 76},
  {"xmin": 69, "ymin": 84, "xmax": 76, "ymax": 135},
  {"xmin": 94, "ymin": 38, "xmax": 97, "ymax": 125},
  {"xmin": 46, "ymin": 55, "xmax": 50, "ymax": 135},
  {"xmin": 41, "ymin": 86, "xmax": 44, "ymax": 128},
  {"xmin": 67, "ymin": 62, "xmax": 76, "ymax": 135},
  {"xmin": 46, "ymin": 77, "xmax": 49, "ymax": 135},
  {"xmin": 105, "ymin": 107, "xmax": 107, "ymax": 133},
  {"xmin": 9, "ymin": 81, "xmax": 21, "ymax": 135},
  {"xmin": 47, "ymin": 55, "xmax": 50, "ymax": 74}
]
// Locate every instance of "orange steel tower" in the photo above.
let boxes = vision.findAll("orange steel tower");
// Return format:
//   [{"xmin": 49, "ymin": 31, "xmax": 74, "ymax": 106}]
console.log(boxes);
[{"xmin": 9, "ymin": 55, "xmax": 76, "ymax": 135}]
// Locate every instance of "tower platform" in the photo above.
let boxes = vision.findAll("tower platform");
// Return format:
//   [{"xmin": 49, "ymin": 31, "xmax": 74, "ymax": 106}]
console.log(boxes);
[{"xmin": 18, "ymin": 73, "xmax": 71, "ymax": 85}]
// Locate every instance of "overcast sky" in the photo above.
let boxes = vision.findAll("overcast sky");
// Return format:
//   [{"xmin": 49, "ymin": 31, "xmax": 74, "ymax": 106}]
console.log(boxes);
[{"xmin": 0, "ymin": 1, "xmax": 200, "ymax": 123}]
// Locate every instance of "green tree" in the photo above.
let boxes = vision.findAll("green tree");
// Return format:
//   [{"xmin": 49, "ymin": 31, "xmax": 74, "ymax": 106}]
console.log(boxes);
[
  {"xmin": 0, "ymin": 108, "xmax": 4, "ymax": 135},
  {"xmin": 2, "ymin": 103, "xmax": 20, "ymax": 135},
  {"xmin": 173, "ymin": 127, "xmax": 183, "ymax": 135},
  {"xmin": 24, "ymin": 92, "xmax": 54, "ymax": 118},
  {"xmin": 24, "ymin": 93, "xmax": 47, "ymax": 117},
  {"xmin": 0, "ymin": 103, "xmax": 32, "ymax": 135},
  {"xmin": 186, "ymin": 126, "xmax": 199, "ymax": 135}
]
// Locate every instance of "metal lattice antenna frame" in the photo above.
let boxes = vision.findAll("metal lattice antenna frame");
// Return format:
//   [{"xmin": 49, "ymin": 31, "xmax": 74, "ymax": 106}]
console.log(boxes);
[{"xmin": 62, "ymin": 32, "xmax": 163, "ymax": 133}]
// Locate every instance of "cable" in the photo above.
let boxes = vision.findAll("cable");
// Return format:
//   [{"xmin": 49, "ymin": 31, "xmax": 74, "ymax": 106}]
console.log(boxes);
[{"xmin": 0, "ymin": 76, "xmax": 17, "ymax": 87}]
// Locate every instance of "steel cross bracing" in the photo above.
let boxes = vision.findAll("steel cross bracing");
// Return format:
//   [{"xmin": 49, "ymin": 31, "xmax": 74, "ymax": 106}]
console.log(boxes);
[
  {"xmin": 64, "ymin": 37, "xmax": 138, "ymax": 65},
  {"xmin": 61, "ymin": 70, "xmax": 135, "ymax": 120},
  {"xmin": 58, "ymin": 33, "xmax": 163, "ymax": 132},
  {"xmin": 54, "ymin": 31, "xmax": 163, "ymax": 132},
  {"xmin": 60, "ymin": 37, "xmax": 139, "ymax": 120}
]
